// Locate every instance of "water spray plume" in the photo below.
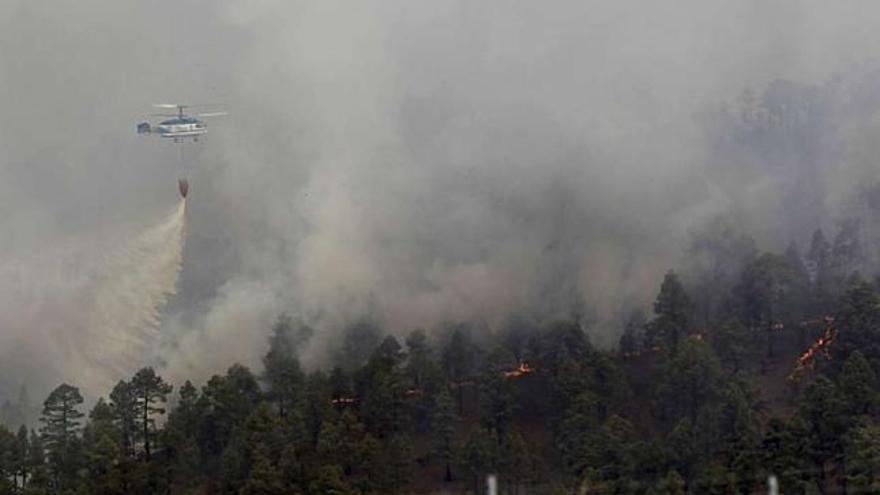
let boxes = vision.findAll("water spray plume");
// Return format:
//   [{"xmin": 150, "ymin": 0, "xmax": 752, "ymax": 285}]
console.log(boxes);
[
  {"xmin": 82, "ymin": 198, "xmax": 187, "ymax": 389},
  {"xmin": 0, "ymin": 194, "xmax": 189, "ymax": 395}
]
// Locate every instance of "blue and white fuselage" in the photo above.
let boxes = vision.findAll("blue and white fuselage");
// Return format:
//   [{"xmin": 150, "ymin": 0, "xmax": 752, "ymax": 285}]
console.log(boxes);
[
  {"xmin": 138, "ymin": 104, "xmax": 223, "ymax": 142},
  {"xmin": 156, "ymin": 117, "xmax": 206, "ymax": 139}
]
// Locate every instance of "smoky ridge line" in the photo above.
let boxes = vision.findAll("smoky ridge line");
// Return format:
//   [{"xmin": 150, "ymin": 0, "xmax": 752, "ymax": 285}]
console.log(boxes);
[{"xmin": 5, "ymin": 1, "xmax": 880, "ymax": 395}]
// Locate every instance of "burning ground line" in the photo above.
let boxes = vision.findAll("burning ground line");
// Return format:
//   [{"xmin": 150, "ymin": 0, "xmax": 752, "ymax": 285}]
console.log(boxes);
[
  {"xmin": 788, "ymin": 316, "xmax": 836, "ymax": 381},
  {"xmin": 330, "ymin": 362, "xmax": 537, "ymax": 406}
]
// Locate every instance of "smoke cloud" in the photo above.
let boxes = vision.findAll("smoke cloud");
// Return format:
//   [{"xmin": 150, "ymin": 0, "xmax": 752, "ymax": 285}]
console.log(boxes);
[{"xmin": 4, "ymin": 1, "xmax": 880, "ymax": 396}]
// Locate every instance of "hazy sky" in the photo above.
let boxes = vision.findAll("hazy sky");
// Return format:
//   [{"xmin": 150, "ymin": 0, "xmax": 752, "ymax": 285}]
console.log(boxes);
[{"xmin": 4, "ymin": 0, "xmax": 880, "ymax": 397}]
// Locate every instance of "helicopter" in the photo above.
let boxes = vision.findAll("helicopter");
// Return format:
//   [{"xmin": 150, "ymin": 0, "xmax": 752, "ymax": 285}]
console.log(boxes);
[{"xmin": 137, "ymin": 104, "xmax": 226, "ymax": 143}]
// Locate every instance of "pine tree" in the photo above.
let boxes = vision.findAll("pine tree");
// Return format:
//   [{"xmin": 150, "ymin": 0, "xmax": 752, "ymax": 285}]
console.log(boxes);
[
  {"xmin": 315, "ymin": 414, "xmax": 343, "ymax": 466},
  {"xmin": 85, "ymin": 432, "xmax": 124, "ymax": 495},
  {"xmin": 220, "ymin": 435, "xmax": 247, "ymax": 493},
  {"xmin": 645, "ymin": 271, "xmax": 692, "ymax": 355},
  {"xmin": 656, "ymin": 469, "xmax": 686, "ymax": 495},
  {"xmin": 27, "ymin": 428, "xmax": 44, "ymax": 476},
  {"xmin": 558, "ymin": 392, "xmax": 601, "ymax": 476},
  {"xmin": 716, "ymin": 382, "xmax": 761, "ymax": 490},
  {"xmin": 329, "ymin": 366, "xmax": 353, "ymax": 411},
  {"xmin": 667, "ymin": 418, "xmax": 702, "ymax": 484},
  {"xmin": 839, "ymin": 351, "xmax": 877, "ymax": 417},
  {"xmin": 161, "ymin": 380, "xmax": 203, "ymax": 492},
  {"xmin": 278, "ymin": 442, "xmax": 301, "ymax": 491},
  {"xmin": 21, "ymin": 428, "xmax": 48, "ymax": 494},
  {"xmin": 0, "ymin": 426, "xmax": 17, "ymax": 490},
  {"xmin": 38, "ymin": 384, "xmax": 84, "ymax": 491},
  {"xmin": 172, "ymin": 380, "xmax": 200, "ymax": 433},
  {"xmin": 308, "ymin": 465, "xmax": 355, "ymax": 495},
  {"xmin": 693, "ymin": 462, "xmax": 734, "ymax": 494},
  {"xmin": 442, "ymin": 327, "xmax": 475, "ymax": 414},
  {"xmin": 262, "ymin": 315, "xmax": 306, "ymax": 418},
  {"xmin": 499, "ymin": 430, "xmax": 534, "ymax": 494},
  {"xmin": 13, "ymin": 425, "xmax": 27, "ymax": 490},
  {"xmin": 807, "ymin": 228, "xmax": 835, "ymax": 311},
  {"xmin": 319, "ymin": 411, "xmax": 363, "ymax": 476},
  {"xmin": 371, "ymin": 335, "xmax": 406, "ymax": 371},
  {"xmin": 591, "ymin": 354, "xmax": 631, "ymax": 420},
  {"xmin": 339, "ymin": 319, "xmax": 382, "ymax": 371},
  {"xmin": 360, "ymin": 337, "xmax": 410, "ymax": 438},
  {"xmin": 109, "ymin": 380, "xmax": 136, "ymax": 457},
  {"xmin": 200, "ymin": 364, "xmax": 263, "ymax": 462},
  {"xmin": 500, "ymin": 314, "xmax": 536, "ymax": 363},
  {"xmin": 81, "ymin": 397, "xmax": 124, "ymax": 494},
  {"xmin": 130, "ymin": 367, "xmax": 172, "ymax": 461},
  {"xmin": 240, "ymin": 445, "xmax": 285, "ymax": 495},
  {"xmin": 831, "ymin": 219, "xmax": 865, "ymax": 280},
  {"xmin": 711, "ymin": 321, "xmax": 752, "ymax": 374},
  {"xmin": 593, "ymin": 415, "xmax": 637, "ymax": 488},
  {"xmin": 833, "ymin": 278, "xmax": 880, "ymax": 370},
  {"xmin": 534, "ymin": 319, "xmax": 593, "ymax": 370},
  {"xmin": 846, "ymin": 419, "xmax": 880, "ymax": 492},
  {"xmin": 619, "ymin": 310, "xmax": 646, "ymax": 356},
  {"xmin": 797, "ymin": 376, "xmax": 846, "ymax": 492},
  {"xmin": 405, "ymin": 329, "xmax": 431, "ymax": 388},
  {"xmin": 430, "ymin": 388, "xmax": 458, "ymax": 482},
  {"xmin": 758, "ymin": 416, "xmax": 815, "ymax": 493},
  {"xmin": 355, "ymin": 433, "xmax": 381, "ymax": 492},
  {"xmin": 479, "ymin": 347, "xmax": 517, "ymax": 436},
  {"xmin": 735, "ymin": 253, "xmax": 808, "ymax": 362},
  {"xmin": 381, "ymin": 433, "xmax": 414, "ymax": 493},
  {"xmin": 685, "ymin": 220, "xmax": 758, "ymax": 327},
  {"xmin": 301, "ymin": 371, "xmax": 334, "ymax": 451},
  {"xmin": 784, "ymin": 240, "xmax": 807, "ymax": 277},
  {"xmin": 655, "ymin": 339, "xmax": 722, "ymax": 425},
  {"xmin": 459, "ymin": 427, "xmax": 497, "ymax": 495},
  {"xmin": 807, "ymin": 229, "xmax": 831, "ymax": 282}
]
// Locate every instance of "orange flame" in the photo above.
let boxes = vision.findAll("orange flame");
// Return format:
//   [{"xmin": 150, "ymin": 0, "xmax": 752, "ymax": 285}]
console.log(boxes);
[
  {"xmin": 789, "ymin": 316, "xmax": 836, "ymax": 380},
  {"xmin": 503, "ymin": 362, "xmax": 534, "ymax": 379}
]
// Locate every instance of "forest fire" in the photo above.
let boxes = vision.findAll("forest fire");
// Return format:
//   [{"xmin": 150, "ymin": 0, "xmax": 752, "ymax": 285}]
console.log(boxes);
[
  {"xmin": 503, "ymin": 362, "xmax": 535, "ymax": 379},
  {"xmin": 330, "ymin": 388, "xmax": 424, "ymax": 406},
  {"xmin": 789, "ymin": 317, "xmax": 836, "ymax": 380}
]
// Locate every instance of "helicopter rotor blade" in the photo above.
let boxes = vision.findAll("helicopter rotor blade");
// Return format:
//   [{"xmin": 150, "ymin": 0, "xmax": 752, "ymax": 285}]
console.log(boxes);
[
  {"xmin": 197, "ymin": 112, "xmax": 228, "ymax": 117},
  {"xmin": 152, "ymin": 103, "xmax": 180, "ymax": 109}
]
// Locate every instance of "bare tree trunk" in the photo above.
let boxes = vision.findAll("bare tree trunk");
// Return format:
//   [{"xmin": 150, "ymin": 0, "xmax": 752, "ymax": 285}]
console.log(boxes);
[{"xmin": 143, "ymin": 392, "xmax": 151, "ymax": 461}]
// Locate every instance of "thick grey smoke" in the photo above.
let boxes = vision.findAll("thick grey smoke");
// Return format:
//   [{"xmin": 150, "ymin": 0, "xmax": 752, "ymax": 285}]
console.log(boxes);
[{"xmin": 4, "ymin": 0, "xmax": 880, "ymax": 397}]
